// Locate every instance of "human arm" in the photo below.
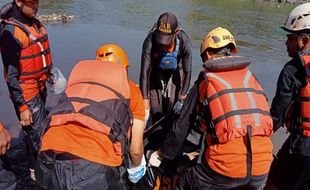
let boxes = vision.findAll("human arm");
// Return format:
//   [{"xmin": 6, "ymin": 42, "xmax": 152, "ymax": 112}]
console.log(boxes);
[
  {"xmin": 0, "ymin": 123, "xmax": 11, "ymax": 155},
  {"xmin": 270, "ymin": 60, "xmax": 306, "ymax": 132},
  {"xmin": 129, "ymin": 81, "xmax": 146, "ymax": 166},
  {"xmin": 139, "ymin": 33, "xmax": 153, "ymax": 100},
  {"xmin": 1, "ymin": 27, "xmax": 32, "ymax": 126},
  {"xmin": 130, "ymin": 118, "xmax": 145, "ymax": 166},
  {"xmin": 179, "ymin": 31, "xmax": 192, "ymax": 98}
]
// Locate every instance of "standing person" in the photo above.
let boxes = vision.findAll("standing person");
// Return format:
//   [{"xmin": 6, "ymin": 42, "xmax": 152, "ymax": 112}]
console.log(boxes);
[
  {"xmin": 270, "ymin": 3, "xmax": 310, "ymax": 190},
  {"xmin": 0, "ymin": 0, "xmax": 53, "ymax": 177},
  {"xmin": 35, "ymin": 46, "xmax": 146, "ymax": 189},
  {"xmin": 140, "ymin": 12, "xmax": 192, "ymax": 150},
  {"xmin": 0, "ymin": 122, "xmax": 16, "ymax": 190},
  {"xmin": 150, "ymin": 27, "xmax": 273, "ymax": 190}
]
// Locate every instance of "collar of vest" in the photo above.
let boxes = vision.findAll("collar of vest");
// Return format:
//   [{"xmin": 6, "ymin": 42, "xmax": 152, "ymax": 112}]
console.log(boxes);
[
  {"xmin": 300, "ymin": 51, "xmax": 310, "ymax": 77},
  {"xmin": 203, "ymin": 56, "xmax": 250, "ymax": 72}
]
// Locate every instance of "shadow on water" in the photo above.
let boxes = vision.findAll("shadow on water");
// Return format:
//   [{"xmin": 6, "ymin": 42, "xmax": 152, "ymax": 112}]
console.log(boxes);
[{"xmin": 0, "ymin": 0, "xmax": 296, "ymax": 188}]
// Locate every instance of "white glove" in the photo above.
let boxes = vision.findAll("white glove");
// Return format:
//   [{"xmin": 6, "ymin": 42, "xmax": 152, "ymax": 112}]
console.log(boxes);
[
  {"xmin": 173, "ymin": 101, "xmax": 183, "ymax": 114},
  {"xmin": 148, "ymin": 151, "xmax": 162, "ymax": 167},
  {"xmin": 127, "ymin": 155, "xmax": 146, "ymax": 183}
]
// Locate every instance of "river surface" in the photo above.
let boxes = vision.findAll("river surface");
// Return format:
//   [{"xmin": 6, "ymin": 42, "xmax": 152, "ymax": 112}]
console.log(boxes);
[{"xmin": 0, "ymin": 0, "xmax": 295, "ymax": 150}]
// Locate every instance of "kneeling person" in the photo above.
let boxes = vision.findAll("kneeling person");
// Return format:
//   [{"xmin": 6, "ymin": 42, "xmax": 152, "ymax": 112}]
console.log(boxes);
[{"xmin": 35, "ymin": 55, "xmax": 143, "ymax": 189}]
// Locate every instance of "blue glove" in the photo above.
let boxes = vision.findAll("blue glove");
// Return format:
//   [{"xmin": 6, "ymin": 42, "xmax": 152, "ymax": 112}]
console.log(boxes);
[{"xmin": 127, "ymin": 156, "xmax": 146, "ymax": 183}]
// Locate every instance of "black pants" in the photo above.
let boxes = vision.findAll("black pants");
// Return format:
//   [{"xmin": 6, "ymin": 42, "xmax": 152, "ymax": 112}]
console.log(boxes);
[
  {"xmin": 0, "ymin": 158, "xmax": 16, "ymax": 190},
  {"xmin": 268, "ymin": 136, "xmax": 310, "ymax": 190},
  {"xmin": 35, "ymin": 151, "xmax": 127, "ymax": 190},
  {"xmin": 177, "ymin": 163, "xmax": 267, "ymax": 190},
  {"xmin": 14, "ymin": 93, "xmax": 48, "ymax": 169}
]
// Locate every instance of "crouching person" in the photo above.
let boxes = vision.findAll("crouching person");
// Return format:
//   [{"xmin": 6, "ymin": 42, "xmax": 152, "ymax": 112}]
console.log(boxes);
[{"xmin": 35, "ymin": 55, "xmax": 145, "ymax": 189}]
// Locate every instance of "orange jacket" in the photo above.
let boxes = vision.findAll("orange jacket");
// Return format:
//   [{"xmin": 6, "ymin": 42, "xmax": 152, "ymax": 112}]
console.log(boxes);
[
  {"xmin": 48, "ymin": 60, "xmax": 132, "ymax": 163},
  {"xmin": 300, "ymin": 54, "xmax": 310, "ymax": 136},
  {"xmin": 199, "ymin": 56, "xmax": 273, "ymax": 177},
  {"xmin": 3, "ymin": 18, "xmax": 52, "ymax": 102}
]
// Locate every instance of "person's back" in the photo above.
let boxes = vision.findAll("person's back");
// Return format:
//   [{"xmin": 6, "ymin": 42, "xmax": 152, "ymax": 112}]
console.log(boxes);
[
  {"xmin": 175, "ymin": 27, "xmax": 273, "ymax": 190},
  {"xmin": 36, "ymin": 60, "xmax": 132, "ymax": 189}
]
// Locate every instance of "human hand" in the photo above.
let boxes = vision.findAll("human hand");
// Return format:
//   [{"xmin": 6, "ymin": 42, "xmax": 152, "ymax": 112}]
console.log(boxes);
[
  {"xmin": 20, "ymin": 108, "xmax": 33, "ymax": 127},
  {"xmin": 179, "ymin": 94, "xmax": 186, "ymax": 101},
  {"xmin": 148, "ymin": 151, "xmax": 162, "ymax": 167},
  {"xmin": 0, "ymin": 127, "xmax": 11, "ymax": 155}
]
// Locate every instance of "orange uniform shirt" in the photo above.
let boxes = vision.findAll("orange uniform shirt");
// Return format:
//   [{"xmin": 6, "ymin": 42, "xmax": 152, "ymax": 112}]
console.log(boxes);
[{"xmin": 41, "ymin": 80, "xmax": 145, "ymax": 166}]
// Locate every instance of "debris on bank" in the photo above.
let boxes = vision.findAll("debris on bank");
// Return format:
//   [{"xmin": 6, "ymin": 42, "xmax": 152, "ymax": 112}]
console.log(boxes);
[{"xmin": 38, "ymin": 14, "xmax": 75, "ymax": 23}]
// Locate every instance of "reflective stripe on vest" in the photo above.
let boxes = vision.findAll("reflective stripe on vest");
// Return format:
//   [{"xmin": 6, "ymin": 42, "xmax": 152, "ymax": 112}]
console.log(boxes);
[
  {"xmin": 4, "ymin": 18, "xmax": 52, "ymax": 80},
  {"xmin": 300, "ymin": 54, "xmax": 310, "ymax": 136},
  {"xmin": 204, "ymin": 68, "xmax": 272, "ymax": 143}
]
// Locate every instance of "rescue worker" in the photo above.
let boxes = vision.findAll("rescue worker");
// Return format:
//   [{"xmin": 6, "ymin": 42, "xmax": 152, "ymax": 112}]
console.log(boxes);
[
  {"xmin": 0, "ymin": 0, "xmax": 53, "ymax": 177},
  {"xmin": 139, "ymin": 12, "xmax": 192, "ymax": 150},
  {"xmin": 149, "ymin": 27, "xmax": 273, "ymax": 190},
  {"xmin": 35, "ymin": 47, "xmax": 146, "ymax": 189},
  {"xmin": 96, "ymin": 44, "xmax": 146, "ymax": 184},
  {"xmin": 0, "ymin": 122, "xmax": 16, "ymax": 190},
  {"xmin": 270, "ymin": 3, "xmax": 310, "ymax": 190}
]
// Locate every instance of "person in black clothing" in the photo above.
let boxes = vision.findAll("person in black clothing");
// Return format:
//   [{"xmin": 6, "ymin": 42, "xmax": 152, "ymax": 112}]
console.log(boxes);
[
  {"xmin": 0, "ymin": 0, "xmax": 53, "ymax": 179},
  {"xmin": 139, "ymin": 12, "xmax": 192, "ymax": 151},
  {"xmin": 269, "ymin": 3, "xmax": 310, "ymax": 190}
]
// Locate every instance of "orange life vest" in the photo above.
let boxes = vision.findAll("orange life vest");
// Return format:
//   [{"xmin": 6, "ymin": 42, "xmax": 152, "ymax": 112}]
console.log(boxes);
[
  {"xmin": 300, "ymin": 54, "xmax": 310, "ymax": 136},
  {"xmin": 48, "ymin": 60, "xmax": 132, "ymax": 158},
  {"xmin": 200, "ymin": 56, "xmax": 273, "ymax": 144},
  {"xmin": 3, "ymin": 18, "xmax": 52, "ymax": 98}
]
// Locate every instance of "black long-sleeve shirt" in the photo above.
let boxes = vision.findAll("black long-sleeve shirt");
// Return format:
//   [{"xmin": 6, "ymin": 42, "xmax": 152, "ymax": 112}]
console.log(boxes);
[
  {"xmin": 139, "ymin": 30, "xmax": 192, "ymax": 99},
  {"xmin": 270, "ymin": 56, "xmax": 310, "ymax": 156}
]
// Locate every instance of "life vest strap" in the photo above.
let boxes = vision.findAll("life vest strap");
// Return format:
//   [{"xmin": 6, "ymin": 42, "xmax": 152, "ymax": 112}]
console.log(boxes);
[
  {"xmin": 207, "ymin": 88, "xmax": 265, "ymax": 103},
  {"xmin": 28, "ymin": 34, "xmax": 48, "ymax": 46},
  {"xmin": 213, "ymin": 108, "xmax": 270, "ymax": 126},
  {"xmin": 301, "ymin": 97, "xmax": 310, "ymax": 102},
  {"xmin": 71, "ymin": 81, "xmax": 129, "ymax": 106},
  {"xmin": 20, "ymin": 48, "xmax": 50, "ymax": 60},
  {"xmin": 19, "ymin": 64, "xmax": 51, "ymax": 77},
  {"xmin": 302, "ymin": 118, "xmax": 310, "ymax": 123}
]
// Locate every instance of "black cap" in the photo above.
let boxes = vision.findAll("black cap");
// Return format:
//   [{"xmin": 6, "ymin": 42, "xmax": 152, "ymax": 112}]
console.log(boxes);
[{"xmin": 156, "ymin": 12, "xmax": 178, "ymax": 45}]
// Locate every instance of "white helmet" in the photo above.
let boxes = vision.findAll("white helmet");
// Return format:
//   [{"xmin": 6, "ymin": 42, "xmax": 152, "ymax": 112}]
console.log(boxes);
[{"xmin": 283, "ymin": 3, "xmax": 310, "ymax": 32}]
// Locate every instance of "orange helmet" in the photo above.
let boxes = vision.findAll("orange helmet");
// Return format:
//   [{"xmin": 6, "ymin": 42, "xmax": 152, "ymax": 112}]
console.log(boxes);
[{"xmin": 96, "ymin": 44, "xmax": 129, "ymax": 68}]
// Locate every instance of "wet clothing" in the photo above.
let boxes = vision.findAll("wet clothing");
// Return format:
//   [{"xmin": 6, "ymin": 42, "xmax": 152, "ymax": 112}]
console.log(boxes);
[
  {"xmin": 270, "ymin": 51, "xmax": 310, "ymax": 190},
  {"xmin": 140, "ymin": 29, "xmax": 192, "ymax": 151},
  {"xmin": 159, "ymin": 57, "xmax": 273, "ymax": 189},
  {"xmin": 140, "ymin": 29, "xmax": 192, "ymax": 100},
  {"xmin": 0, "ymin": 158, "xmax": 16, "ymax": 190},
  {"xmin": 0, "ymin": 3, "xmax": 51, "ymax": 169}
]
